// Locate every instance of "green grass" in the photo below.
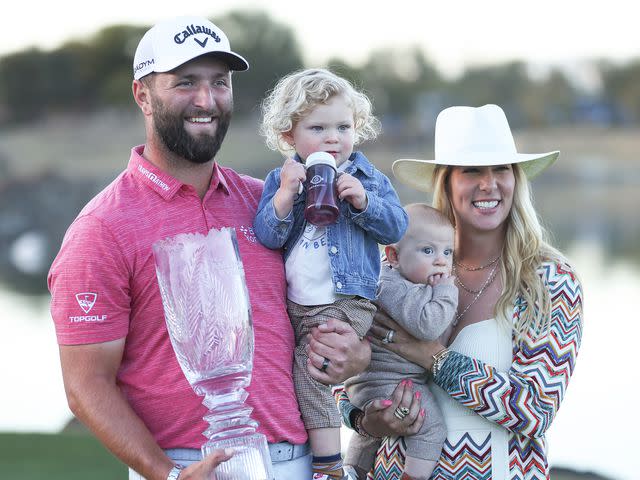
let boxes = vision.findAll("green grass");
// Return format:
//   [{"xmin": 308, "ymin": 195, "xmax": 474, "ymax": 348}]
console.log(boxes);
[
  {"xmin": 0, "ymin": 433, "xmax": 614, "ymax": 479},
  {"xmin": 0, "ymin": 432, "xmax": 125, "ymax": 479}
]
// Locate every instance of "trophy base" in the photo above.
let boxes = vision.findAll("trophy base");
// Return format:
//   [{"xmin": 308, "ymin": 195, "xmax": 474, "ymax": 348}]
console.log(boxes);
[{"xmin": 203, "ymin": 432, "xmax": 274, "ymax": 480}]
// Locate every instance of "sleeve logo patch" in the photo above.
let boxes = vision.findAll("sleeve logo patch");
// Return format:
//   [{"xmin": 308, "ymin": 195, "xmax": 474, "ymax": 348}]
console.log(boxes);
[{"xmin": 75, "ymin": 293, "xmax": 97, "ymax": 314}]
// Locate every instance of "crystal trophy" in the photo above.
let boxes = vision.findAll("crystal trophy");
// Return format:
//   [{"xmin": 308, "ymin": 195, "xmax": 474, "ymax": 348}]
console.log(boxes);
[{"xmin": 152, "ymin": 227, "xmax": 273, "ymax": 480}]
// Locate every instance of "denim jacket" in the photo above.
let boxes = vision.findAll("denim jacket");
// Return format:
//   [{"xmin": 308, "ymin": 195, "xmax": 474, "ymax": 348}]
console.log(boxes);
[{"xmin": 253, "ymin": 151, "xmax": 408, "ymax": 300}]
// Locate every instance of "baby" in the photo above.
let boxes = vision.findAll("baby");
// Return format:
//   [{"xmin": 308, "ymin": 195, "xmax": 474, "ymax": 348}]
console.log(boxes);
[
  {"xmin": 345, "ymin": 203, "xmax": 458, "ymax": 480},
  {"xmin": 253, "ymin": 68, "xmax": 407, "ymax": 479}
]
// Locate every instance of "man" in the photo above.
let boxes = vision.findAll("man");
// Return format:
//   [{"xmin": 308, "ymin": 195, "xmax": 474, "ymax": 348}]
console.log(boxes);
[{"xmin": 48, "ymin": 16, "xmax": 369, "ymax": 480}]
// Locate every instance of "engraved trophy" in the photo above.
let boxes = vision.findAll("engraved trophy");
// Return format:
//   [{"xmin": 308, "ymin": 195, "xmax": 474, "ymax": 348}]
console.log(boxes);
[{"xmin": 152, "ymin": 227, "xmax": 273, "ymax": 480}]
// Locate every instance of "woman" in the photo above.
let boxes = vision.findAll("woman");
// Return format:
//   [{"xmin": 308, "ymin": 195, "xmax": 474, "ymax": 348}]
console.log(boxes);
[{"xmin": 334, "ymin": 104, "xmax": 583, "ymax": 480}]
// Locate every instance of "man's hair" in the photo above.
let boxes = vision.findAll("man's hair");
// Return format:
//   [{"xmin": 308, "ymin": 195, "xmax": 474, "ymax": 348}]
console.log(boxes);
[
  {"xmin": 431, "ymin": 164, "xmax": 567, "ymax": 343},
  {"xmin": 260, "ymin": 68, "xmax": 381, "ymax": 155}
]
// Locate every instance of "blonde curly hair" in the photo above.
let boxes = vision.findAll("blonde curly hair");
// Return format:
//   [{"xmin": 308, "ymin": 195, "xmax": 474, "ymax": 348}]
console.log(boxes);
[
  {"xmin": 260, "ymin": 68, "xmax": 381, "ymax": 155},
  {"xmin": 431, "ymin": 164, "xmax": 566, "ymax": 344}
]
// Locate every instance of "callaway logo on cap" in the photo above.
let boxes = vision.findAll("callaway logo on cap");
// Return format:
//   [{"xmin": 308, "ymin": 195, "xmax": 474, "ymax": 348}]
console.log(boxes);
[{"xmin": 133, "ymin": 15, "xmax": 249, "ymax": 80}]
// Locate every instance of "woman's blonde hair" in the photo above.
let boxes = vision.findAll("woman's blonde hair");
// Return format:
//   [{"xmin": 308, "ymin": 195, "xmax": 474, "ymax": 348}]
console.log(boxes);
[
  {"xmin": 260, "ymin": 68, "xmax": 381, "ymax": 155},
  {"xmin": 432, "ymin": 164, "xmax": 565, "ymax": 343}
]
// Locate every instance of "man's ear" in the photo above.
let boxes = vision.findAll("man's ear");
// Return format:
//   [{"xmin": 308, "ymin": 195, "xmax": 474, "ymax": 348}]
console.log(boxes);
[
  {"xmin": 385, "ymin": 245, "xmax": 400, "ymax": 267},
  {"xmin": 132, "ymin": 79, "xmax": 153, "ymax": 116}
]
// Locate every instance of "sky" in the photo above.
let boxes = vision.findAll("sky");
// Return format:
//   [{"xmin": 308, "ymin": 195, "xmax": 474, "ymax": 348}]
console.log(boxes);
[{"xmin": 2, "ymin": 0, "xmax": 639, "ymax": 86}]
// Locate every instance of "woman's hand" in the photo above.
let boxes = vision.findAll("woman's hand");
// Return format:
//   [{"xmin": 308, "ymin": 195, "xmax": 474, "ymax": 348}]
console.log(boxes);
[
  {"xmin": 368, "ymin": 310, "xmax": 444, "ymax": 371},
  {"xmin": 307, "ymin": 319, "xmax": 371, "ymax": 384},
  {"xmin": 360, "ymin": 380, "xmax": 425, "ymax": 437}
]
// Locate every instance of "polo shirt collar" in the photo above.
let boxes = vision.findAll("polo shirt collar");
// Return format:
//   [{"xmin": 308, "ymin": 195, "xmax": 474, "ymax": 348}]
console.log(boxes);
[
  {"xmin": 210, "ymin": 162, "xmax": 230, "ymax": 195},
  {"xmin": 128, "ymin": 145, "xmax": 229, "ymax": 199}
]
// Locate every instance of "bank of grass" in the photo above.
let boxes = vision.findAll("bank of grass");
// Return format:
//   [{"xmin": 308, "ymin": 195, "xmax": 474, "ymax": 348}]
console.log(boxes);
[
  {"xmin": 0, "ymin": 432, "xmax": 124, "ymax": 479},
  {"xmin": 0, "ymin": 432, "xmax": 614, "ymax": 480}
]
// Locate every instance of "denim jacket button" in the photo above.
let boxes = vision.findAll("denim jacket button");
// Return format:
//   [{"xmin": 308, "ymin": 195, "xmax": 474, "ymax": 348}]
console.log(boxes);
[
  {"xmin": 336, "ymin": 282, "xmax": 343, "ymax": 289},
  {"xmin": 330, "ymin": 246, "xmax": 338, "ymax": 254}
]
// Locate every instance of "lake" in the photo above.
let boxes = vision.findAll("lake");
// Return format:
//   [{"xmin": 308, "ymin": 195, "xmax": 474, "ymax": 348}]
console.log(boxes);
[{"xmin": 1, "ymin": 236, "xmax": 636, "ymax": 480}]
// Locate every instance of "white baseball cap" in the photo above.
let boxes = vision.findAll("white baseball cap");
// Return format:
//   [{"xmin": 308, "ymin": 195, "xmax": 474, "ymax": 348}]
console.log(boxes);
[{"xmin": 133, "ymin": 16, "xmax": 249, "ymax": 80}]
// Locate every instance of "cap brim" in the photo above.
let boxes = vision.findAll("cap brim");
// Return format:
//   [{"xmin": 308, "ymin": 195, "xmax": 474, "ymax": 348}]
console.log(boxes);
[
  {"xmin": 150, "ymin": 51, "xmax": 249, "ymax": 76},
  {"xmin": 209, "ymin": 51, "xmax": 249, "ymax": 71},
  {"xmin": 392, "ymin": 151, "xmax": 559, "ymax": 192}
]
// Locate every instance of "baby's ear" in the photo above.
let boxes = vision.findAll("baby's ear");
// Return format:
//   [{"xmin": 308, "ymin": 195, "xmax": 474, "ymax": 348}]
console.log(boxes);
[{"xmin": 385, "ymin": 245, "xmax": 399, "ymax": 267}]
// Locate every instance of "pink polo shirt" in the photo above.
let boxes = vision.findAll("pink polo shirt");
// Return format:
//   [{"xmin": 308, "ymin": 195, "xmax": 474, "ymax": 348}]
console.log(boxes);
[{"xmin": 48, "ymin": 146, "xmax": 306, "ymax": 448}]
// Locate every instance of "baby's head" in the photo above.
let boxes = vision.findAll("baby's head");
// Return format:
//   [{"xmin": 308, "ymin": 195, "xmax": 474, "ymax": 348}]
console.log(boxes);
[
  {"xmin": 260, "ymin": 68, "xmax": 380, "ymax": 164},
  {"xmin": 385, "ymin": 203, "xmax": 455, "ymax": 284}
]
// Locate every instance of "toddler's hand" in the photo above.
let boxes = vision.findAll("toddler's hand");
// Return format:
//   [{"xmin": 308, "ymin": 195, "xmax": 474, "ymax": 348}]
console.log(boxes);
[
  {"xmin": 279, "ymin": 158, "xmax": 306, "ymax": 197},
  {"xmin": 428, "ymin": 272, "xmax": 455, "ymax": 287},
  {"xmin": 273, "ymin": 158, "xmax": 306, "ymax": 219},
  {"xmin": 337, "ymin": 173, "xmax": 367, "ymax": 211}
]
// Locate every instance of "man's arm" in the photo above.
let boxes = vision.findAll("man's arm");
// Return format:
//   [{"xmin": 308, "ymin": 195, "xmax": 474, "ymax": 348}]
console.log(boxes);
[{"xmin": 59, "ymin": 339, "xmax": 175, "ymax": 480}]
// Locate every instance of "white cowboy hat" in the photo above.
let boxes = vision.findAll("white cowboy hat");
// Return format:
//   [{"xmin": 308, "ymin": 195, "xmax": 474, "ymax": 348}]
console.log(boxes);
[{"xmin": 392, "ymin": 104, "xmax": 559, "ymax": 192}]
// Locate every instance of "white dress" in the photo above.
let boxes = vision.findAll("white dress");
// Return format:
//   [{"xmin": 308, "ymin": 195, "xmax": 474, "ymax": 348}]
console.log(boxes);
[{"xmin": 430, "ymin": 318, "xmax": 512, "ymax": 480}]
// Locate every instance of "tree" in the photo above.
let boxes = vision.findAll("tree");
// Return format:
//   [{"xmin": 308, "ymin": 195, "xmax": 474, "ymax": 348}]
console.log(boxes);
[
  {"xmin": 213, "ymin": 10, "xmax": 304, "ymax": 117},
  {"xmin": 600, "ymin": 59, "xmax": 640, "ymax": 123}
]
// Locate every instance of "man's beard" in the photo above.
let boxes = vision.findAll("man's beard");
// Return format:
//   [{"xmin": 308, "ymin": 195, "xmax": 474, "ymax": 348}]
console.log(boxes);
[{"xmin": 151, "ymin": 97, "xmax": 232, "ymax": 164}]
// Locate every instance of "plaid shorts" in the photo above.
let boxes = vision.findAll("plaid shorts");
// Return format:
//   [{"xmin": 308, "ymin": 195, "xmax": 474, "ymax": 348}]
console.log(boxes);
[{"xmin": 288, "ymin": 297, "xmax": 376, "ymax": 430}]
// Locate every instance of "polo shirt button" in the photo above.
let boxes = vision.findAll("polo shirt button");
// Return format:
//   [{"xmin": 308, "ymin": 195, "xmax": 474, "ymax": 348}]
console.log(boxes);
[
  {"xmin": 336, "ymin": 282, "xmax": 343, "ymax": 289},
  {"xmin": 330, "ymin": 246, "xmax": 338, "ymax": 254}
]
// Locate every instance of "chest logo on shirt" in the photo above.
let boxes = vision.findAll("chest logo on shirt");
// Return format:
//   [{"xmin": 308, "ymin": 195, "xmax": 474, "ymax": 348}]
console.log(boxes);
[
  {"xmin": 75, "ymin": 292, "xmax": 97, "ymax": 314},
  {"xmin": 298, "ymin": 224, "xmax": 327, "ymax": 250},
  {"xmin": 238, "ymin": 225, "xmax": 257, "ymax": 243}
]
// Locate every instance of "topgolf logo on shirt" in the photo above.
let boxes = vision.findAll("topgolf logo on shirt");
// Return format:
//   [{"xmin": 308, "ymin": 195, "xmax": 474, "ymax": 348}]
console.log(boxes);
[
  {"xmin": 76, "ymin": 292, "xmax": 97, "ymax": 313},
  {"xmin": 69, "ymin": 292, "xmax": 107, "ymax": 323}
]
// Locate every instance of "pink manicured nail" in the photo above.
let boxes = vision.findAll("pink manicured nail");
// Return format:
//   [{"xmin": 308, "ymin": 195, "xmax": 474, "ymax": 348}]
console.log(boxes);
[
  {"xmin": 407, "ymin": 380, "xmax": 413, "ymax": 388},
  {"xmin": 400, "ymin": 380, "xmax": 406, "ymax": 386},
  {"xmin": 382, "ymin": 400, "xmax": 393, "ymax": 407},
  {"xmin": 420, "ymin": 409, "xmax": 426, "ymax": 417},
  {"xmin": 415, "ymin": 391, "xmax": 421, "ymax": 399}
]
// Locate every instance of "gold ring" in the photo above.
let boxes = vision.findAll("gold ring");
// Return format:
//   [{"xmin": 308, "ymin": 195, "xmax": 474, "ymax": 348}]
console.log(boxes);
[{"xmin": 393, "ymin": 406, "xmax": 410, "ymax": 420}]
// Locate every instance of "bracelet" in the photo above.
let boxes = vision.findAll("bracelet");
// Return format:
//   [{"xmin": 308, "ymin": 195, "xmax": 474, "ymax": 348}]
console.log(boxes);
[
  {"xmin": 167, "ymin": 464, "xmax": 184, "ymax": 480},
  {"xmin": 431, "ymin": 347, "xmax": 450, "ymax": 377},
  {"xmin": 353, "ymin": 410, "xmax": 378, "ymax": 439}
]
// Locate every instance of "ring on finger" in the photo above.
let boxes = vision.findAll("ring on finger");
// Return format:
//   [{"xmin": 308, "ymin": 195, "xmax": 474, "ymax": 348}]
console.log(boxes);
[
  {"xmin": 382, "ymin": 329, "xmax": 395, "ymax": 344},
  {"xmin": 320, "ymin": 357, "xmax": 330, "ymax": 373},
  {"xmin": 393, "ymin": 406, "xmax": 410, "ymax": 420}
]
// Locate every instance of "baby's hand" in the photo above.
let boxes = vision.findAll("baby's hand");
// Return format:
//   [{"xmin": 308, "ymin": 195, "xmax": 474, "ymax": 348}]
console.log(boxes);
[
  {"xmin": 337, "ymin": 173, "xmax": 367, "ymax": 211},
  {"xmin": 428, "ymin": 273, "xmax": 455, "ymax": 287},
  {"xmin": 279, "ymin": 158, "xmax": 306, "ymax": 197}
]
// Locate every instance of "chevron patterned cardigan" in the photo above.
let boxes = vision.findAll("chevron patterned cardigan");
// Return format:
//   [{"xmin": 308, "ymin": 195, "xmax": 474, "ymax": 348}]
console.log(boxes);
[{"xmin": 336, "ymin": 261, "xmax": 583, "ymax": 480}]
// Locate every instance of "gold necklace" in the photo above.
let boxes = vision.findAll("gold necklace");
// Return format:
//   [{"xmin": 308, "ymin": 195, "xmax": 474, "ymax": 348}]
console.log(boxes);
[
  {"xmin": 452, "ymin": 263, "xmax": 482, "ymax": 294},
  {"xmin": 454, "ymin": 254, "xmax": 500, "ymax": 272},
  {"xmin": 455, "ymin": 260, "xmax": 500, "ymax": 323}
]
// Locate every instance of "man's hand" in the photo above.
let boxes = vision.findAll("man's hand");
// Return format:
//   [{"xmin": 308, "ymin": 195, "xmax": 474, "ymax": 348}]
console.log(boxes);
[
  {"xmin": 306, "ymin": 318, "xmax": 371, "ymax": 384},
  {"xmin": 180, "ymin": 449, "xmax": 235, "ymax": 480}
]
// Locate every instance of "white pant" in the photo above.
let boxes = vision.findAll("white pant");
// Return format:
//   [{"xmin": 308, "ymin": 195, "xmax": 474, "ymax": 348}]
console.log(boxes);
[{"xmin": 128, "ymin": 445, "xmax": 312, "ymax": 479}]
